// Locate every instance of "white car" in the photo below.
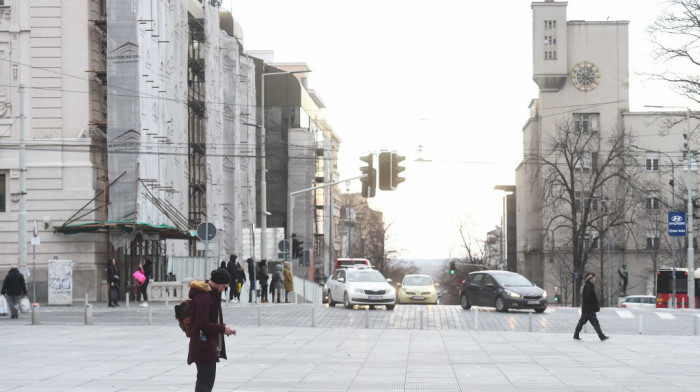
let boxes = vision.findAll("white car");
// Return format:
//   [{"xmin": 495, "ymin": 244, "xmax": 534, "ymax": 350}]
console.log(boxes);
[
  {"xmin": 620, "ymin": 295, "xmax": 657, "ymax": 309},
  {"xmin": 326, "ymin": 266, "xmax": 396, "ymax": 310}
]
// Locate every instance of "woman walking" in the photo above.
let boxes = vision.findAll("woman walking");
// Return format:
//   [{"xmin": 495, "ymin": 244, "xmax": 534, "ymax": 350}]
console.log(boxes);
[
  {"xmin": 139, "ymin": 258, "xmax": 152, "ymax": 307},
  {"xmin": 283, "ymin": 261, "xmax": 294, "ymax": 303},
  {"xmin": 107, "ymin": 258, "xmax": 120, "ymax": 307}
]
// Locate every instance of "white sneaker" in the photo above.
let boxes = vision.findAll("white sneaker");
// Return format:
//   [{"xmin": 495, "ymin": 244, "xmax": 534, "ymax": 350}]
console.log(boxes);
[{"xmin": 140, "ymin": 303, "xmax": 148, "ymax": 307}]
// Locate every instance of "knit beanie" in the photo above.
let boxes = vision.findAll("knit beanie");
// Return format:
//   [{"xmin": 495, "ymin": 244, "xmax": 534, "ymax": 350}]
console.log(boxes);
[{"xmin": 210, "ymin": 268, "xmax": 231, "ymax": 284}]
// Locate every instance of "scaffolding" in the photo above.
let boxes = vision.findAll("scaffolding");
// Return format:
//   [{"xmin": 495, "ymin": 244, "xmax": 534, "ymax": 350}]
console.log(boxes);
[{"xmin": 188, "ymin": 13, "xmax": 206, "ymax": 255}]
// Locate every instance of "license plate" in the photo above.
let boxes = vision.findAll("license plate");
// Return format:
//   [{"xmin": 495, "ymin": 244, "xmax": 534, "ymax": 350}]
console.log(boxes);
[
  {"xmin": 527, "ymin": 300, "xmax": 539, "ymax": 305},
  {"xmin": 411, "ymin": 296, "xmax": 425, "ymax": 300},
  {"xmin": 368, "ymin": 296, "xmax": 382, "ymax": 300}
]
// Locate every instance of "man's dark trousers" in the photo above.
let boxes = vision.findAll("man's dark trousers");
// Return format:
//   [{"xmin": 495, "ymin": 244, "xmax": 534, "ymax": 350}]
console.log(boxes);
[{"xmin": 195, "ymin": 362, "xmax": 216, "ymax": 392}]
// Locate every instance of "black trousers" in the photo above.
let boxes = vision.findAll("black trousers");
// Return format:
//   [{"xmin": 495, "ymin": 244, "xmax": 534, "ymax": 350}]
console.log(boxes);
[
  {"xmin": 574, "ymin": 311, "xmax": 605, "ymax": 338},
  {"xmin": 195, "ymin": 362, "xmax": 216, "ymax": 392}
]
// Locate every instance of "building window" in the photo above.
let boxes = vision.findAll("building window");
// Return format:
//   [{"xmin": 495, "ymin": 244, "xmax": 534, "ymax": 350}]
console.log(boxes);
[
  {"xmin": 573, "ymin": 113, "xmax": 600, "ymax": 133},
  {"xmin": 575, "ymin": 152, "xmax": 593, "ymax": 172},
  {"xmin": 545, "ymin": 20, "xmax": 557, "ymax": 29},
  {"xmin": 646, "ymin": 191, "xmax": 660, "ymax": 210},
  {"xmin": 0, "ymin": 173, "xmax": 5, "ymax": 212},
  {"xmin": 646, "ymin": 152, "xmax": 659, "ymax": 171},
  {"xmin": 646, "ymin": 236, "xmax": 660, "ymax": 249},
  {"xmin": 584, "ymin": 233, "xmax": 599, "ymax": 249}
]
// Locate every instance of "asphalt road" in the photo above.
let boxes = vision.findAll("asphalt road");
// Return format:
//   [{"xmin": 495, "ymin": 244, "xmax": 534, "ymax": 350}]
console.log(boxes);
[{"xmin": 5, "ymin": 301, "xmax": 699, "ymax": 337}]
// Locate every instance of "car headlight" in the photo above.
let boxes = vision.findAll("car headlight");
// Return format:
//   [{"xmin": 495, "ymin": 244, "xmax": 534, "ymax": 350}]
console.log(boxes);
[
  {"xmin": 505, "ymin": 289, "xmax": 521, "ymax": 298},
  {"xmin": 542, "ymin": 290, "xmax": 547, "ymax": 299},
  {"xmin": 349, "ymin": 286, "xmax": 363, "ymax": 294}
]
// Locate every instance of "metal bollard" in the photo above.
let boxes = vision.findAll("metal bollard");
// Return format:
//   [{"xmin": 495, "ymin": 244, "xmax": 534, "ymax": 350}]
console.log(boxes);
[
  {"xmin": 683, "ymin": 298, "xmax": 686, "ymax": 309},
  {"xmin": 474, "ymin": 309, "xmax": 479, "ymax": 330},
  {"xmin": 257, "ymin": 306, "xmax": 261, "ymax": 326},
  {"xmin": 31, "ymin": 303, "xmax": 40, "ymax": 325},
  {"xmin": 420, "ymin": 308, "xmax": 424, "ymax": 330},
  {"xmin": 528, "ymin": 311, "xmax": 533, "ymax": 332},
  {"xmin": 148, "ymin": 305, "xmax": 152, "ymax": 325},
  {"xmin": 311, "ymin": 307, "xmax": 315, "ymax": 328},
  {"xmin": 85, "ymin": 293, "xmax": 89, "ymax": 306},
  {"xmin": 695, "ymin": 316, "xmax": 698, "ymax": 336},
  {"xmin": 365, "ymin": 306, "xmax": 370, "ymax": 329},
  {"xmin": 84, "ymin": 304, "xmax": 93, "ymax": 325},
  {"xmin": 638, "ymin": 314, "xmax": 643, "ymax": 334},
  {"xmin": 126, "ymin": 292, "xmax": 130, "ymax": 308},
  {"xmin": 165, "ymin": 291, "xmax": 169, "ymax": 308}
]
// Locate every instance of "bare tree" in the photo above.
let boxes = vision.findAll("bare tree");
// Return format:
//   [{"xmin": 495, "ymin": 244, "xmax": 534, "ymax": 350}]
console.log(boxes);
[
  {"xmin": 526, "ymin": 120, "xmax": 640, "ymax": 305},
  {"xmin": 454, "ymin": 215, "xmax": 486, "ymax": 264}
]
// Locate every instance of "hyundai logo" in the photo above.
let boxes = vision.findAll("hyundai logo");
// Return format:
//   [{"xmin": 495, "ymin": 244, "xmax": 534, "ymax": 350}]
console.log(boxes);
[{"xmin": 671, "ymin": 215, "xmax": 684, "ymax": 223}]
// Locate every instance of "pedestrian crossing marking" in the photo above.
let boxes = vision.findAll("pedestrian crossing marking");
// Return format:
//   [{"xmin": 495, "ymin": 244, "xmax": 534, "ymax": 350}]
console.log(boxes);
[
  {"xmin": 615, "ymin": 310, "xmax": 634, "ymax": 319},
  {"xmin": 656, "ymin": 312, "xmax": 675, "ymax": 320}
]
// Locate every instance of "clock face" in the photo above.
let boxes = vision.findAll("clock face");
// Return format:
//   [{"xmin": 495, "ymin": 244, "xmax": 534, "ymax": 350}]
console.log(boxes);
[{"xmin": 571, "ymin": 62, "xmax": 600, "ymax": 91}]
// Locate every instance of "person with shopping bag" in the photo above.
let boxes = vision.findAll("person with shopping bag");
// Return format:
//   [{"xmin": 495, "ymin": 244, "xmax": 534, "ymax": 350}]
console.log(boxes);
[{"xmin": 1, "ymin": 265, "xmax": 27, "ymax": 319}]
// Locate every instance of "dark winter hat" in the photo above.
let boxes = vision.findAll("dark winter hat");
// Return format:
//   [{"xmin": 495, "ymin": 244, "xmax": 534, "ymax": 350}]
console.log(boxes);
[
  {"xmin": 585, "ymin": 272, "xmax": 596, "ymax": 282},
  {"xmin": 230, "ymin": 254, "xmax": 238, "ymax": 262},
  {"xmin": 210, "ymin": 268, "xmax": 231, "ymax": 285},
  {"xmin": 247, "ymin": 257, "xmax": 254, "ymax": 264}
]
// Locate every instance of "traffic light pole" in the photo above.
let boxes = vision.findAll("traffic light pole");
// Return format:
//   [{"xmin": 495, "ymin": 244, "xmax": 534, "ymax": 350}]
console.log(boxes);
[{"xmin": 287, "ymin": 175, "xmax": 366, "ymax": 295}]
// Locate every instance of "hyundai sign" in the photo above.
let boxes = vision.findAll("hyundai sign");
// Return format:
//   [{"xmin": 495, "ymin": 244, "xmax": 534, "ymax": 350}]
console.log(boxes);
[{"xmin": 668, "ymin": 212, "xmax": 687, "ymax": 237}]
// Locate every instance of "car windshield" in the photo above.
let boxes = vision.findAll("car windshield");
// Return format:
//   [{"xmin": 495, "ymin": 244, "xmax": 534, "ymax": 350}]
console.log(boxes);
[
  {"xmin": 494, "ymin": 274, "xmax": 533, "ymax": 287},
  {"xmin": 403, "ymin": 276, "xmax": 433, "ymax": 286},
  {"xmin": 347, "ymin": 270, "xmax": 386, "ymax": 283}
]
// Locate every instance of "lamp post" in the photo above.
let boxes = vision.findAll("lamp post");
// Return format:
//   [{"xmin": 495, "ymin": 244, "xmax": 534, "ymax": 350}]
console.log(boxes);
[
  {"xmin": 645, "ymin": 105, "xmax": 694, "ymax": 309},
  {"xmin": 259, "ymin": 69, "xmax": 311, "ymax": 263}
]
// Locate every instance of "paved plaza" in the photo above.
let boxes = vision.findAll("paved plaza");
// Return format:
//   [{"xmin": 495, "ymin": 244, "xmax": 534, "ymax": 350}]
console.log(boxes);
[{"xmin": 1, "ymin": 303, "xmax": 700, "ymax": 391}]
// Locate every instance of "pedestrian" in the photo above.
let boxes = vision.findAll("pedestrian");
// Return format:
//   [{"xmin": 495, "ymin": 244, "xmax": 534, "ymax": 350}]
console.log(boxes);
[
  {"xmin": 187, "ymin": 268, "xmax": 236, "ymax": 392},
  {"xmin": 283, "ymin": 261, "xmax": 294, "ymax": 303},
  {"xmin": 107, "ymin": 258, "xmax": 120, "ymax": 307},
  {"xmin": 226, "ymin": 255, "xmax": 238, "ymax": 302},
  {"xmin": 246, "ymin": 258, "xmax": 256, "ymax": 303},
  {"xmin": 139, "ymin": 258, "xmax": 153, "ymax": 307},
  {"xmin": 258, "ymin": 260, "xmax": 270, "ymax": 303},
  {"xmin": 234, "ymin": 260, "xmax": 245, "ymax": 302},
  {"xmin": 1, "ymin": 265, "xmax": 27, "ymax": 319},
  {"xmin": 219, "ymin": 261, "xmax": 229, "ymax": 300},
  {"xmin": 573, "ymin": 272, "xmax": 611, "ymax": 342},
  {"xmin": 271, "ymin": 263, "xmax": 284, "ymax": 303}
]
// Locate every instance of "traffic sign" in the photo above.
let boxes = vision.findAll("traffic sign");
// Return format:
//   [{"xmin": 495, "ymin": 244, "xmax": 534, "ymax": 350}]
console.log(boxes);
[
  {"xmin": 196, "ymin": 222, "xmax": 217, "ymax": 241},
  {"xmin": 668, "ymin": 212, "xmax": 687, "ymax": 237}
]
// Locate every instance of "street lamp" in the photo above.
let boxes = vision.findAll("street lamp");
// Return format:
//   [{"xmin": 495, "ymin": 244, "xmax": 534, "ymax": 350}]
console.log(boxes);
[
  {"xmin": 260, "ymin": 68, "xmax": 311, "ymax": 263},
  {"xmin": 645, "ymin": 105, "xmax": 694, "ymax": 309},
  {"xmin": 632, "ymin": 145, "xmax": 678, "ymax": 308}
]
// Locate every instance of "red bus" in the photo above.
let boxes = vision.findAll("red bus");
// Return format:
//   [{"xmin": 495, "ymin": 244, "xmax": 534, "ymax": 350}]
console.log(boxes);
[{"xmin": 655, "ymin": 267, "xmax": 700, "ymax": 308}]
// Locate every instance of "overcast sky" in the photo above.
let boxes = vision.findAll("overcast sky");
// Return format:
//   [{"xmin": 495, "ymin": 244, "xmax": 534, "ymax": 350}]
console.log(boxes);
[{"xmin": 226, "ymin": 0, "xmax": 693, "ymax": 260}]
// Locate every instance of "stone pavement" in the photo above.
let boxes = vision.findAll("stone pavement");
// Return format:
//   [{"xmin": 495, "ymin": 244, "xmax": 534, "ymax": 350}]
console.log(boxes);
[{"xmin": 1, "ymin": 306, "xmax": 700, "ymax": 391}]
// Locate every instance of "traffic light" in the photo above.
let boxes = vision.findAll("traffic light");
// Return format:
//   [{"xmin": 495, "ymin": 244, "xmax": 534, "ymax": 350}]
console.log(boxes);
[
  {"xmin": 378, "ymin": 151, "xmax": 392, "ymax": 190},
  {"xmin": 391, "ymin": 153, "xmax": 405, "ymax": 188},
  {"xmin": 359, "ymin": 154, "xmax": 376, "ymax": 198},
  {"xmin": 554, "ymin": 294, "xmax": 560, "ymax": 303},
  {"xmin": 449, "ymin": 261, "xmax": 456, "ymax": 275},
  {"xmin": 292, "ymin": 237, "xmax": 303, "ymax": 258}
]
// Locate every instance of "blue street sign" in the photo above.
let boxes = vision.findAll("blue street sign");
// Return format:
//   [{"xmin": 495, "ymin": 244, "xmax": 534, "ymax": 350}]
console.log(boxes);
[{"xmin": 668, "ymin": 212, "xmax": 687, "ymax": 237}]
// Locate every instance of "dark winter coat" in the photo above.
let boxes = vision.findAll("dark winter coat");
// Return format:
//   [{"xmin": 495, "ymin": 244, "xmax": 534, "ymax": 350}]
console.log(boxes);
[
  {"xmin": 581, "ymin": 280, "xmax": 600, "ymax": 314},
  {"xmin": 226, "ymin": 260, "xmax": 238, "ymax": 284},
  {"xmin": 107, "ymin": 264, "xmax": 120, "ymax": 284},
  {"xmin": 247, "ymin": 258, "xmax": 255, "ymax": 282},
  {"xmin": 257, "ymin": 262, "xmax": 269, "ymax": 287},
  {"xmin": 1, "ymin": 268, "xmax": 27, "ymax": 296},
  {"xmin": 142, "ymin": 262, "xmax": 153, "ymax": 284},
  {"xmin": 187, "ymin": 281, "xmax": 227, "ymax": 365},
  {"xmin": 235, "ymin": 262, "xmax": 246, "ymax": 283}
]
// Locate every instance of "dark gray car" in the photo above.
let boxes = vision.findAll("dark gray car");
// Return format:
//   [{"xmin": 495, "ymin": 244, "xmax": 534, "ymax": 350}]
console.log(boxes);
[{"xmin": 458, "ymin": 271, "xmax": 547, "ymax": 313}]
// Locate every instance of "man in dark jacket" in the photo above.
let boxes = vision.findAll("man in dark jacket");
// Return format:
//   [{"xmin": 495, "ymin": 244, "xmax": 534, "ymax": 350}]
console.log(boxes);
[
  {"xmin": 1, "ymin": 265, "xmax": 27, "ymax": 319},
  {"xmin": 258, "ymin": 260, "xmax": 270, "ymax": 303},
  {"xmin": 573, "ymin": 272, "xmax": 610, "ymax": 342},
  {"xmin": 226, "ymin": 255, "xmax": 238, "ymax": 302},
  {"xmin": 247, "ymin": 258, "xmax": 256, "ymax": 303},
  {"xmin": 187, "ymin": 268, "xmax": 236, "ymax": 392}
]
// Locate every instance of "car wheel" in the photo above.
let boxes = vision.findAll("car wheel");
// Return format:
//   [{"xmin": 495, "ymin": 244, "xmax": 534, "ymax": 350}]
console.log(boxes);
[
  {"xmin": 386, "ymin": 303, "xmax": 395, "ymax": 310},
  {"xmin": 344, "ymin": 292, "xmax": 352, "ymax": 309},
  {"xmin": 495, "ymin": 296, "xmax": 508, "ymax": 312},
  {"xmin": 460, "ymin": 294, "xmax": 471, "ymax": 310},
  {"xmin": 328, "ymin": 291, "xmax": 336, "ymax": 307},
  {"xmin": 534, "ymin": 307, "xmax": 546, "ymax": 313}
]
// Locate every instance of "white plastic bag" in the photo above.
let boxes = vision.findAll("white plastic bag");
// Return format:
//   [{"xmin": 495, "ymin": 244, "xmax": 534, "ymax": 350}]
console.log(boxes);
[
  {"xmin": 0, "ymin": 296, "xmax": 7, "ymax": 315},
  {"xmin": 19, "ymin": 296, "xmax": 30, "ymax": 313}
]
